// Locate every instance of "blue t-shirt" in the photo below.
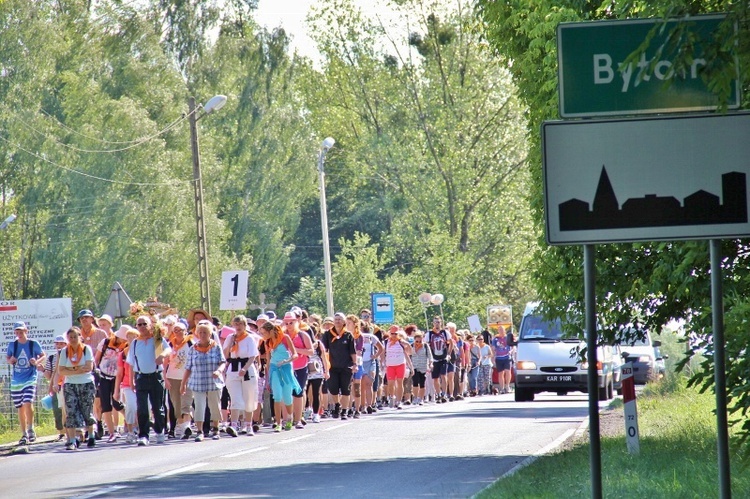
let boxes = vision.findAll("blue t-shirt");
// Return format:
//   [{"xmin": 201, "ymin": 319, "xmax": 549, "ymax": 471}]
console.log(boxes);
[{"xmin": 7, "ymin": 340, "xmax": 43, "ymax": 388}]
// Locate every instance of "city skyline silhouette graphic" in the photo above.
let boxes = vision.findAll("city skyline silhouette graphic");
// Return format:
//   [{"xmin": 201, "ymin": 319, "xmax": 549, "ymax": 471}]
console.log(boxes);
[{"xmin": 559, "ymin": 166, "xmax": 747, "ymax": 231}]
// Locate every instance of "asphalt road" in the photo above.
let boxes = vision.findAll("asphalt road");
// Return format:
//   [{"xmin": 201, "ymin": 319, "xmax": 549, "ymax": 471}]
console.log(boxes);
[{"xmin": 1, "ymin": 392, "xmax": 604, "ymax": 498}]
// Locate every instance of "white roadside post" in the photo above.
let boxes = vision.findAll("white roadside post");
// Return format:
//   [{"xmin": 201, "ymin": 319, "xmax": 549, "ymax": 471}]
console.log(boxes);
[{"xmin": 621, "ymin": 361, "xmax": 640, "ymax": 454}]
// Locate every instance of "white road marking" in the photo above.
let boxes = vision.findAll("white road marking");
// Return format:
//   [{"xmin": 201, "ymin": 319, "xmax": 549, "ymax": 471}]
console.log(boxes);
[
  {"xmin": 320, "ymin": 422, "xmax": 351, "ymax": 432},
  {"xmin": 221, "ymin": 446, "xmax": 269, "ymax": 458},
  {"xmin": 72, "ymin": 485, "xmax": 128, "ymax": 499},
  {"xmin": 147, "ymin": 462, "xmax": 208, "ymax": 480},
  {"xmin": 277, "ymin": 434, "xmax": 313, "ymax": 444}
]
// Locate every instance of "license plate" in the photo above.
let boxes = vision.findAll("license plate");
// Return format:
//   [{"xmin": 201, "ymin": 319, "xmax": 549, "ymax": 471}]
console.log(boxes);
[{"xmin": 546, "ymin": 375, "xmax": 572, "ymax": 382}]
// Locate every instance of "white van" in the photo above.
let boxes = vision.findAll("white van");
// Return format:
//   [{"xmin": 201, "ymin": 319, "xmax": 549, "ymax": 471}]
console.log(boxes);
[
  {"xmin": 514, "ymin": 303, "xmax": 615, "ymax": 402},
  {"xmin": 617, "ymin": 327, "xmax": 666, "ymax": 384}
]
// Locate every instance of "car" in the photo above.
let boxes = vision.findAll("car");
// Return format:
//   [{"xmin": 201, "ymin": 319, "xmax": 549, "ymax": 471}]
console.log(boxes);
[
  {"xmin": 617, "ymin": 326, "xmax": 664, "ymax": 384},
  {"xmin": 514, "ymin": 303, "xmax": 616, "ymax": 402}
]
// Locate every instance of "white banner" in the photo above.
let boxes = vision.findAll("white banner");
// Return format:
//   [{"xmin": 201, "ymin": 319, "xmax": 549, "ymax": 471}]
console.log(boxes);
[{"xmin": 0, "ymin": 298, "xmax": 73, "ymax": 373}]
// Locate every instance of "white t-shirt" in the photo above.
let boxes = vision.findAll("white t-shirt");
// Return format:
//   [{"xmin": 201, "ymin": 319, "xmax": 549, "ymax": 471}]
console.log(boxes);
[
  {"xmin": 166, "ymin": 341, "xmax": 191, "ymax": 380},
  {"xmin": 223, "ymin": 334, "xmax": 259, "ymax": 379},
  {"xmin": 360, "ymin": 333, "xmax": 381, "ymax": 363}
]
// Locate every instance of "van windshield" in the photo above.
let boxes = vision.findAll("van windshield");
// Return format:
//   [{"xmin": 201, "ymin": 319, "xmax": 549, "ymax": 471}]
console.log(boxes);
[{"xmin": 520, "ymin": 315, "xmax": 564, "ymax": 340}]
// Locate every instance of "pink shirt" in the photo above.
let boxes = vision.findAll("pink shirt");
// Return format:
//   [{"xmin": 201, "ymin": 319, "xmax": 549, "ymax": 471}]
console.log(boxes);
[
  {"xmin": 118, "ymin": 352, "xmax": 133, "ymax": 389},
  {"xmin": 291, "ymin": 332, "xmax": 310, "ymax": 370}
]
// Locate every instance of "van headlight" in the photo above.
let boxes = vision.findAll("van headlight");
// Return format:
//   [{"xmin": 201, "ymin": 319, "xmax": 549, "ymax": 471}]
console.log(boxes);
[{"xmin": 516, "ymin": 360, "xmax": 537, "ymax": 370}]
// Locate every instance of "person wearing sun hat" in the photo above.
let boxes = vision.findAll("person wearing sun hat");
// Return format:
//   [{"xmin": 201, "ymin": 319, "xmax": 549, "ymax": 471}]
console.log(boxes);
[
  {"xmin": 187, "ymin": 308, "xmax": 211, "ymax": 334},
  {"xmin": 113, "ymin": 325, "xmax": 139, "ymax": 443}
]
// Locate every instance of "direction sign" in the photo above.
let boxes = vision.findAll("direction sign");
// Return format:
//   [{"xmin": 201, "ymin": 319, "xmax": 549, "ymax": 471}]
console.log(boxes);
[
  {"xmin": 557, "ymin": 15, "xmax": 739, "ymax": 118},
  {"xmin": 371, "ymin": 293, "xmax": 395, "ymax": 324},
  {"xmin": 220, "ymin": 270, "xmax": 249, "ymax": 311},
  {"xmin": 543, "ymin": 112, "xmax": 750, "ymax": 245}
]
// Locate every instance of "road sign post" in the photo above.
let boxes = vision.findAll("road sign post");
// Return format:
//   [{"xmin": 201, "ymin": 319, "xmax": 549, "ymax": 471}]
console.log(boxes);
[
  {"xmin": 370, "ymin": 293, "xmax": 395, "ymax": 324},
  {"xmin": 621, "ymin": 362, "xmax": 640, "ymax": 455}
]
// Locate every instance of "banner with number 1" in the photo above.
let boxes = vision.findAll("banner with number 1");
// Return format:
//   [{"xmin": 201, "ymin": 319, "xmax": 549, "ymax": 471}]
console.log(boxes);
[{"xmin": 220, "ymin": 270, "xmax": 249, "ymax": 311}]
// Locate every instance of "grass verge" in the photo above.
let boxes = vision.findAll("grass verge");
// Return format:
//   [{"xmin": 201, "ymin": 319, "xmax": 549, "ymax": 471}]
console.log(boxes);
[{"xmin": 477, "ymin": 378, "xmax": 750, "ymax": 498}]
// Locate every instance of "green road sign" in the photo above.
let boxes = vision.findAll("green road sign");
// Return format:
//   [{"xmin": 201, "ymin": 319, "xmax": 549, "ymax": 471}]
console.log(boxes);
[{"xmin": 558, "ymin": 15, "xmax": 739, "ymax": 118}]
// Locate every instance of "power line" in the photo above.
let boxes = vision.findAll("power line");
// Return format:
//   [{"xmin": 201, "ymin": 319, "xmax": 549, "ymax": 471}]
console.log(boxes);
[
  {"xmin": 0, "ymin": 135, "xmax": 196, "ymax": 186},
  {"xmin": 19, "ymin": 111, "xmax": 190, "ymax": 153}
]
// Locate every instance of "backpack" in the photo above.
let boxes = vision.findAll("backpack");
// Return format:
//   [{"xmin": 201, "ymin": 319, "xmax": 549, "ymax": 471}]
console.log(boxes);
[{"xmin": 12, "ymin": 339, "xmax": 39, "ymax": 360}]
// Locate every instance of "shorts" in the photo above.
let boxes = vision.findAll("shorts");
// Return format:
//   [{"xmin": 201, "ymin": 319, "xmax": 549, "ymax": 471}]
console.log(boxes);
[
  {"xmin": 353, "ymin": 365, "xmax": 365, "ymax": 380},
  {"xmin": 495, "ymin": 357, "xmax": 511, "ymax": 371},
  {"xmin": 412, "ymin": 370, "xmax": 427, "ymax": 388},
  {"xmin": 11, "ymin": 384, "xmax": 36, "ymax": 408},
  {"xmin": 327, "ymin": 367, "xmax": 353, "ymax": 396},
  {"xmin": 293, "ymin": 367, "xmax": 308, "ymax": 398},
  {"xmin": 98, "ymin": 375, "xmax": 117, "ymax": 412},
  {"xmin": 362, "ymin": 360, "xmax": 377, "ymax": 380},
  {"xmin": 431, "ymin": 360, "xmax": 449, "ymax": 379},
  {"xmin": 447, "ymin": 361, "xmax": 456, "ymax": 374},
  {"xmin": 386, "ymin": 363, "xmax": 406, "ymax": 380}
]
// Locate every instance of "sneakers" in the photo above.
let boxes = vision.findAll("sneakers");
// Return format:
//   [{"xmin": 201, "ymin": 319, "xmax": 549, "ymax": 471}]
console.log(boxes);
[
  {"xmin": 366, "ymin": 406, "xmax": 373, "ymax": 414},
  {"xmin": 137, "ymin": 436, "xmax": 149, "ymax": 446},
  {"xmin": 87, "ymin": 437, "xmax": 96, "ymax": 448},
  {"xmin": 252, "ymin": 423, "xmax": 260, "ymax": 433},
  {"xmin": 295, "ymin": 421, "xmax": 304, "ymax": 429},
  {"xmin": 448, "ymin": 396, "xmax": 455, "ymax": 402},
  {"xmin": 304, "ymin": 408, "xmax": 313, "ymax": 420},
  {"xmin": 245, "ymin": 425, "xmax": 255, "ymax": 436},
  {"xmin": 274, "ymin": 424, "xmax": 281, "ymax": 433},
  {"xmin": 226, "ymin": 425, "xmax": 238, "ymax": 437},
  {"xmin": 18, "ymin": 435, "xmax": 28, "ymax": 446},
  {"xmin": 125, "ymin": 432, "xmax": 136, "ymax": 444},
  {"xmin": 181, "ymin": 426, "xmax": 193, "ymax": 440},
  {"xmin": 194, "ymin": 432, "xmax": 204, "ymax": 442},
  {"xmin": 283, "ymin": 420, "xmax": 293, "ymax": 431},
  {"xmin": 56, "ymin": 433, "xmax": 66, "ymax": 442},
  {"xmin": 210, "ymin": 429, "xmax": 221, "ymax": 440},
  {"xmin": 403, "ymin": 400, "xmax": 411, "ymax": 405},
  {"xmin": 27, "ymin": 428, "xmax": 36, "ymax": 442},
  {"xmin": 440, "ymin": 396, "xmax": 448, "ymax": 403},
  {"xmin": 396, "ymin": 403, "xmax": 402, "ymax": 410},
  {"xmin": 107, "ymin": 433, "xmax": 119, "ymax": 443},
  {"xmin": 95, "ymin": 421, "xmax": 104, "ymax": 440},
  {"xmin": 353, "ymin": 411, "xmax": 361, "ymax": 419},
  {"xmin": 340, "ymin": 412, "xmax": 348, "ymax": 421},
  {"xmin": 312, "ymin": 413, "xmax": 321, "ymax": 423},
  {"xmin": 156, "ymin": 432, "xmax": 166, "ymax": 444},
  {"xmin": 238, "ymin": 425, "xmax": 247, "ymax": 435},
  {"xmin": 65, "ymin": 440, "xmax": 77, "ymax": 451}
]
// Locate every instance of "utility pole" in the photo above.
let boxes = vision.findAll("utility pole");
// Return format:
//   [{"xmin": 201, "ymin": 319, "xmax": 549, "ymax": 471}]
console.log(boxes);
[{"xmin": 189, "ymin": 97, "xmax": 211, "ymax": 315}]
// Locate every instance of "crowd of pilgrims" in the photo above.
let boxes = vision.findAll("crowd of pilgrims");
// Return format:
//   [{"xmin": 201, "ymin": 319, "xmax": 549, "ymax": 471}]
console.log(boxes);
[{"xmin": 10, "ymin": 306, "xmax": 515, "ymax": 449}]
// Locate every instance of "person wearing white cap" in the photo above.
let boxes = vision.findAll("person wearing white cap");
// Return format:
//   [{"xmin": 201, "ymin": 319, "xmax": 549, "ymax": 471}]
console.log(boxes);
[
  {"xmin": 44, "ymin": 335, "xmax": 69, "ymax": 442},
  {"xmin": 7, "ymin": 321, "xmax": 46, "ymax": 445}
]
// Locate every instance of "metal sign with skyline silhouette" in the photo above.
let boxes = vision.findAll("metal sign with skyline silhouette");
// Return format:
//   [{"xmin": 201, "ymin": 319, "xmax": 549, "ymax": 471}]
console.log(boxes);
[{"xmin": 543, "ymin": 112, "xmax": 750, "ymax": 245}]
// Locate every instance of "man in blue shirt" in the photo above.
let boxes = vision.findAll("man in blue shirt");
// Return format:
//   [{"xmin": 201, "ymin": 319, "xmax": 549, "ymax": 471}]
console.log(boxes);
[{"xmin": 6, "ymin": 321, "xmax": 45, "ymax": 445}]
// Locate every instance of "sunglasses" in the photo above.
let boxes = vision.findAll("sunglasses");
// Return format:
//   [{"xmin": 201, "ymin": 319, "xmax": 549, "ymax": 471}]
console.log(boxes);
[
  {"xmin": 360, "ymin": 314, "xmax": 370, "ymax": 319},
  {"xmin": 136, "ymin": 322, "xmax": 148, "ymax": 327}
]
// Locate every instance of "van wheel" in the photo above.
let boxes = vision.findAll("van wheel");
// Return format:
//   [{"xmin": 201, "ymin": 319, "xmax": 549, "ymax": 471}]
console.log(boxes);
[{"xmin": 515, "ymin": 388, "xmax": 534, "ymax": 402}]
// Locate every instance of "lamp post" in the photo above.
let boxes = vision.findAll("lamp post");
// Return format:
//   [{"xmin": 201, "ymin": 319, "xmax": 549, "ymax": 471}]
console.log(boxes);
[
  {"xmin": 318, "ymin": 137, "xmax": 335, "ymax": 317},
  {"xmin": 0, "ymin": 213, "xmax": 17, "ymax": 300},
  {"xmin": 189, "ymin": 95, "xmax": 226, "ymax": 315}
]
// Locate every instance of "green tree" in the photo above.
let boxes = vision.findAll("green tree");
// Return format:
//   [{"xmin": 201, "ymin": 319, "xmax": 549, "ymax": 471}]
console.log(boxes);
[
  {"xmin": 477, "ymin": 0, "xmax": 750, "ymax": 446},
  {"xmin": 299, "ymin": 0, "xmax": 538, "ymax": 326}
]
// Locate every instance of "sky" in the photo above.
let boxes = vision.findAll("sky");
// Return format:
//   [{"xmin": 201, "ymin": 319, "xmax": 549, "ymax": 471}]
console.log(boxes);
[{"xmin": 254, "ymin": 0, "xmax": 404, "ymax": 61}]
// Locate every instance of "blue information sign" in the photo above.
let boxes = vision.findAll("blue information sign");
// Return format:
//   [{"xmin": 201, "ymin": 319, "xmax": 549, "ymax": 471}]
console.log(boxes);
[{"xmin": 371, "ymin": 293, "xmax": 395, "ymax": 324}]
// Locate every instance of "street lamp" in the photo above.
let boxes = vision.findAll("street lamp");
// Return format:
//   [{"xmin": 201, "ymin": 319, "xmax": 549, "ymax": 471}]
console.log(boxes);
[
  {"xmin": 0, "ymin": 213, "xmax": 17, "ymax": 300},
  {"xmin": 318, "ymin": 137, "xmax": 335, "ymax": 317},
  {"xmin": 188, "ymin": 95, "xmax": 227, "ymax": 315}
]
